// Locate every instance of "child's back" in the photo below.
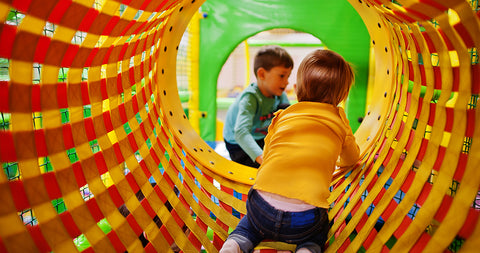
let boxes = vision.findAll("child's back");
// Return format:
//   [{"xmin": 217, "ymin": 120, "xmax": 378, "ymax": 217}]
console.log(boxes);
[{"xmin": 220, "ymin": 49, "xmax": 360, "ymax": 253}]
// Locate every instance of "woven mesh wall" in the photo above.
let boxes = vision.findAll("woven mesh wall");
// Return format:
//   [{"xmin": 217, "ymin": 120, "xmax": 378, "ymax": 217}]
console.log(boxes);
[{"xmin": 0, "ymin": 0, "xmax": 478, "ymax": 252}]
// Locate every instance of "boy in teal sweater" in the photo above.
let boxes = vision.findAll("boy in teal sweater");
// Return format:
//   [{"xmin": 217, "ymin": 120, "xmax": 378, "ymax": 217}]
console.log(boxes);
[{"xmin": 223, "ymin": 45, "xmax": 293, "ymax": 168}]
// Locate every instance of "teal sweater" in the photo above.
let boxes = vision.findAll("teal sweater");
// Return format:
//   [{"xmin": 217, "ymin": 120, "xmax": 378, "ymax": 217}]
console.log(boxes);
[{"xmin": 223, "ymin": 83, "xmax": 289, "ymax": 161}]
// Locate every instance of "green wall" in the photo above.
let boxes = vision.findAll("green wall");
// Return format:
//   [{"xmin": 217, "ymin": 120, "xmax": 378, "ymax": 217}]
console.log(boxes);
[{"xmin": 199, "ymin": 0, "xmax": 370, "ymax": 141}]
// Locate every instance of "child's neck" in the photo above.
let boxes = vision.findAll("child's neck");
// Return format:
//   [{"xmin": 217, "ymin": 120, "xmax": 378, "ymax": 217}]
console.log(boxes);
[{"xmin": 257, "ymin": 82, "xmax": 273, "ymax": 98}]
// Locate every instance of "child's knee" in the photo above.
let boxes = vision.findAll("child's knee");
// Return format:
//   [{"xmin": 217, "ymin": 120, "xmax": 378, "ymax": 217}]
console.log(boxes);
[
  {"xmin": 220, "ymin": 239, "xmax": 241, "ymax": 253},
  {"xmin": 295, "ymin": 242, "xmax": 322, "ymax": 253},
  {"xmin": 296, "ymin": 248, "xmax": 313, "ymax": 253}
]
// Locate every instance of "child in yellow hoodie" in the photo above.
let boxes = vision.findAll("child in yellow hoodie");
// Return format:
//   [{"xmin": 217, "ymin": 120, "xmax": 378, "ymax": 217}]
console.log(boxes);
[{"xmin": 220, "ymin": 49, "xmax": 360, "ymax": 253}]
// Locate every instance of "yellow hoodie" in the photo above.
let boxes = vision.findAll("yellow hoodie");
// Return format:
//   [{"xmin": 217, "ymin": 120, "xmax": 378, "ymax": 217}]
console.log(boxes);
[{"xmin": 254, "ymin": 102, "xmax": 360, "ymax": 209}]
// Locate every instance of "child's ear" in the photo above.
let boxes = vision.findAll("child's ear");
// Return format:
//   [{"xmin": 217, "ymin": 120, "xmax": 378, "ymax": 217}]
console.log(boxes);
[{"xmin": 257, "ymin": 68, "xmax": 266, "ymax": 80}]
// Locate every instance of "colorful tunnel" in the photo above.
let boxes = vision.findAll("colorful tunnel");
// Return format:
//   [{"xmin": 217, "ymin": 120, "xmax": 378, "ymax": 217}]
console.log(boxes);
[{"xmin": 0, "ymin": 0, "xmax": 479, "ymax": 252}]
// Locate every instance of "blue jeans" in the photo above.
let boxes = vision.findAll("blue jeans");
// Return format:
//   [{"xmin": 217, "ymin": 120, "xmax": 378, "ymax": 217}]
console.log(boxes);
[
  {"xmin": 228, "ymin": 189, "xmax": 330, "ymax": 253},
  {"xmin": 224, "ymin": 139, "xmax": 264, "ymax": 168}
]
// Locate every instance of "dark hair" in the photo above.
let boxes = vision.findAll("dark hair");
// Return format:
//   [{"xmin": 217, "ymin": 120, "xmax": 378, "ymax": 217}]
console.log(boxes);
[
  {"xmin": 296, "ymin": 49, "xmax": 354, "ymax": 105},
  {"xmin": 253, "ymin": 45, "xmax": 293, "ymax": 77}
]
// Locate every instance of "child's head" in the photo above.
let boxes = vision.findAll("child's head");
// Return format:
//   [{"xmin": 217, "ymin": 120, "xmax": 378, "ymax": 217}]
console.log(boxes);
[
  {"xmin": 296, "ymin": 49, "xmax": 354, "ymax": 105},
  {"xmin": 253, "ymin": 45, "xmax": 294, "ymax": 77},
  {"xmin": 253, "ymin": 45, "xmax": 294, "ymax": 98}
]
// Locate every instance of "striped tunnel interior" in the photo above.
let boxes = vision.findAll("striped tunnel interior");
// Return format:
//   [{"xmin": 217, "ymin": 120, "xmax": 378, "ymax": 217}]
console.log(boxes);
[{"xmin": 0, "ymin": 0, "xmax": 479, "ymax": 252}]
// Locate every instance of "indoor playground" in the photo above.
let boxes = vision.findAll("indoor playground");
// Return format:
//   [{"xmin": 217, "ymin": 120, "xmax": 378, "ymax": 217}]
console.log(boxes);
[{"xmin": 0, "ymin": 0, "xmax": 479, "ymax": 252}]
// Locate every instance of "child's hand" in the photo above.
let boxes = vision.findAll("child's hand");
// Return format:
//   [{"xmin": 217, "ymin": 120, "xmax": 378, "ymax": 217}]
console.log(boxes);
[{"xmin": 255, "ymin": 155, "xmax": 263, "ymax": 165}]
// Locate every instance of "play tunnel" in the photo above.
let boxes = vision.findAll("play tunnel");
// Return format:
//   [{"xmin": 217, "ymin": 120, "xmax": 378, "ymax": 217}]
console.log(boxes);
[{"xmin": 0, "ymin": 0, "xmax": 479, "ymax": 252}]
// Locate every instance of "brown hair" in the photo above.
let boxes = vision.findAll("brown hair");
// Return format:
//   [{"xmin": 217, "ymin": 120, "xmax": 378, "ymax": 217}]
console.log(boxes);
[
  {"xmin": 296, "ymin": 49, "xmax": 354, "ymax": 105},
  {"xmin": 253, "ymin": 45, "xmax": 294, "ymax": 77}
]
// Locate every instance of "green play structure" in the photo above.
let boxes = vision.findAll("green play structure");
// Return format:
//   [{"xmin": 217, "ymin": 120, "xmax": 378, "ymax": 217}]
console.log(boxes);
[{"xmin": 197, "ymin": 0, "xmax": 370, "ymax": 142}]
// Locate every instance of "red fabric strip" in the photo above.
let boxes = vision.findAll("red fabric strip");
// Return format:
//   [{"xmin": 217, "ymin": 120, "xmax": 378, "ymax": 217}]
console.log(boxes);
[
  {"xmin": 160, "ymin": 226, "xmax": 174, "ymax": 245},
  {"xmin": 72, "ymin": 162, "xmax": 87, "ymax": 187},
  {"xmin": 113, "ymin": 143, "xmax": 125, "ymax": 163},
  {"xmin": 116, "ymin": 74, "xmax": 124, "ymax": 95},
  {"xmin": 404, "ymin": 7, "xmax": 431, "ymax": 21},
  {"xmin": 444, "ymin": 107, "xmax": 453, "ymax": 132},
  {"xmin": 417, "ymin": 183, "xmax": 432, "ymax": 206},
  {"xmin": 32, "ymin": 85, "xmax": 41, "ymax": 112},
  {"xmin": 100, "ymin": 78, "xmax": 108, "ymax": 100},
  {"xmin": 119, "ymin": 103, "xmax": 128, "ymax": 124},
  {"xmin": 356, "ymin": 213, "xmax": 368, "ymax": 232},
  {"xmin": 139, "ymin": 160, "xmax": 151, "ymax": 179},
  {"xmin": 34, "ymin": 36, "xmax": 51, "ymax": 63},
  {"xmin": 188, "ymin": 232, "xmax": 203, "ymax": 252},
  {"xmin": 472, "ymin": 65, "xmax": 479, "ymax": 94},
  {"xmin": 139, "ymin": 122, "xmax": 148, "ymax": 140},
  {"xmin": 140, "ymin": 198, "xmax": 156, "ymax": 219},
  {"xmin": 9, "ymin": 180, "xmax": 30, "ymax": 211},
  {"xmin": 59, "ymin": 212, "xmax": 81, "ymax": 238},
  {"xmin": 119, "ymin": 43, "xmax": 129, "ymax": 61},
  {"xmin": 27, "ymin": 225, "xmax": 51, "ymax": 252},
  {"xmin": 454, "ymin": 22, "xmax": 475, "ymax": 49},
  {"xmin": 57, "ymin": 82, "xmax": 68, "ymax": 108},
  {"xmin": 94, "ymin": 152, "xmax": 108, "ymax": 175},
  {"xmin": 34, "ymin": 129, "xmax": 48, "ymax": 157},
  {"xmin": 432, "ymin": 146, "xmax": 445, "ymax": 171},
  {"xmin": 84, "ymin": 117, "xmax": 96, "ymax": 141},
  {"xmin": 392, "ymin": 10, "xmax": 416, "ymax": 23},
  {"xmin": 458, "ymin": 208, "xmax": 479, "ymax": 239},
  {"xmin": 433, "ymin": 66, "xmax": 442, "ymax": 90},
  {"xmin": 102, "ymin": 111, "xmax": 114, "ymax": 132},
  {"xmin": 61, "ymin": 44, "xmax": 79, "ymax": 67},
  {"xmin": 85, "ymin": 47, "xmax": 99, "ymax": 67},
  {"xmin": 43, "ymin": 172, "xmax": 62, "ymax": 199},
  {"xmin": 12, "ymin": 0, "xmax": 32, "ymax": 12},
  {"xmin": 102, "ymin": 16, "xmax": 120, "ymax": 35},
  {"xmin": 86, "ymin": 198, "xmax": 103, "ymax": 222},
  {"xmin": 48, "ymin": 0, "xmax": 71, "ymax": 24},
  {"xmin": 153, "ymin": 184, "xmax": 167, "ymax": 203},
  {"xmin": 417, "ymin": 139, "xmax": 429, "ymax": 161},
  {"xmin": 438, "ymin": 29, "xmax": 454, "ymax": 50},
  {"xmin": 453, "ymin": 153, "xmax": 468, "ymax": 181},
  {"xmin": 0, "ymin": 81, "xmax": 8, "ymax": 112},
  {"xmin": 125, "ymin": 173, "xmax": 140, "ymax": 193},
  {"xmin": 401, "ymin": 170, "xmax": 416, "ymax": 193},
  {"xmin": 452, "ymin": 67, "xmax": 460, "ymax": 92},
  {"xmin": 106, "ymin": 231, "xmax": 126, "ymax": 252},
  {"xmin": 127, "ymin": 133, "xmax": 138, "ymax": 152},
  {"xmin": 132, "ymin": 93, "xmax": 139, "ymax": 114},
  {"xmin": 0, "ymin": 237, "xmax": 6, "ymax": 253},
  {"xmin": 103, "ymin": 45, "xmax": 114, "ymax": 65},
  {"xmin": 149, "ymin": 149, "xmax": 160, "ymax": 165},
  {"xmin": 411, "ymin": 232, "xmax": 430, "ymax": 252},
  {"xmin": 433, "ymin": 195, "xmax": 452, "ymax": 222},
  {"xmin": 62, "ymin": 124, "xmax": 75, "ymax": 149},
  {"xmin": 107, "ymin": 185, "xmax": 124, "ymax": 208},
  {"xmin": 418, "ymin": 0, "xmax": 448, "ymax": 12},
  {"xmin": 466, "ymin": 109, "xmax": 476, "ymax": 138},
  {"xmin": 144, "ymin": 243, "xmax": 155, "ymax": 253},
  {"xmin": 394, "ymin": 216, "xmax": 412, "ymax": 238},
  {"xmin": 363, "ymin": 229, "xmax": 377, "ymax": 250},
  {"xmin": 0, "ymin": 24, "xmax": 16, "ymax": 58},
  {"xmin": 0, "ymin": 131, "xmax": 17, "ymax": 161},
  {"xmin": 126, "ymin": 214, "xmax": 143, "ymax": 236},
  {"xmin": 129, "ymin": 67, "xmax": 136, "ymax": 88},
  {"xmin": 382, "ymin": 199, "xmax": 398, "ymax": 220},
  {"xmin": 79, "ymin": 8, "xmax": 99, "ymax": 32},
  {"xmin": 213, "ymin": 232, "xmax": 224, "ymax": 251},
  {"xmin": 81, "ymin": 82, "xmax": 91, "ymax": 105}
]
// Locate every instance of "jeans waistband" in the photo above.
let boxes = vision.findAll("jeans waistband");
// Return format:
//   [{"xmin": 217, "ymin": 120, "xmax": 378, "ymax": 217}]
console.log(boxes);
[{"xmin": 248, "ymin": 188, "xmax": 321, "ymax": 220}]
